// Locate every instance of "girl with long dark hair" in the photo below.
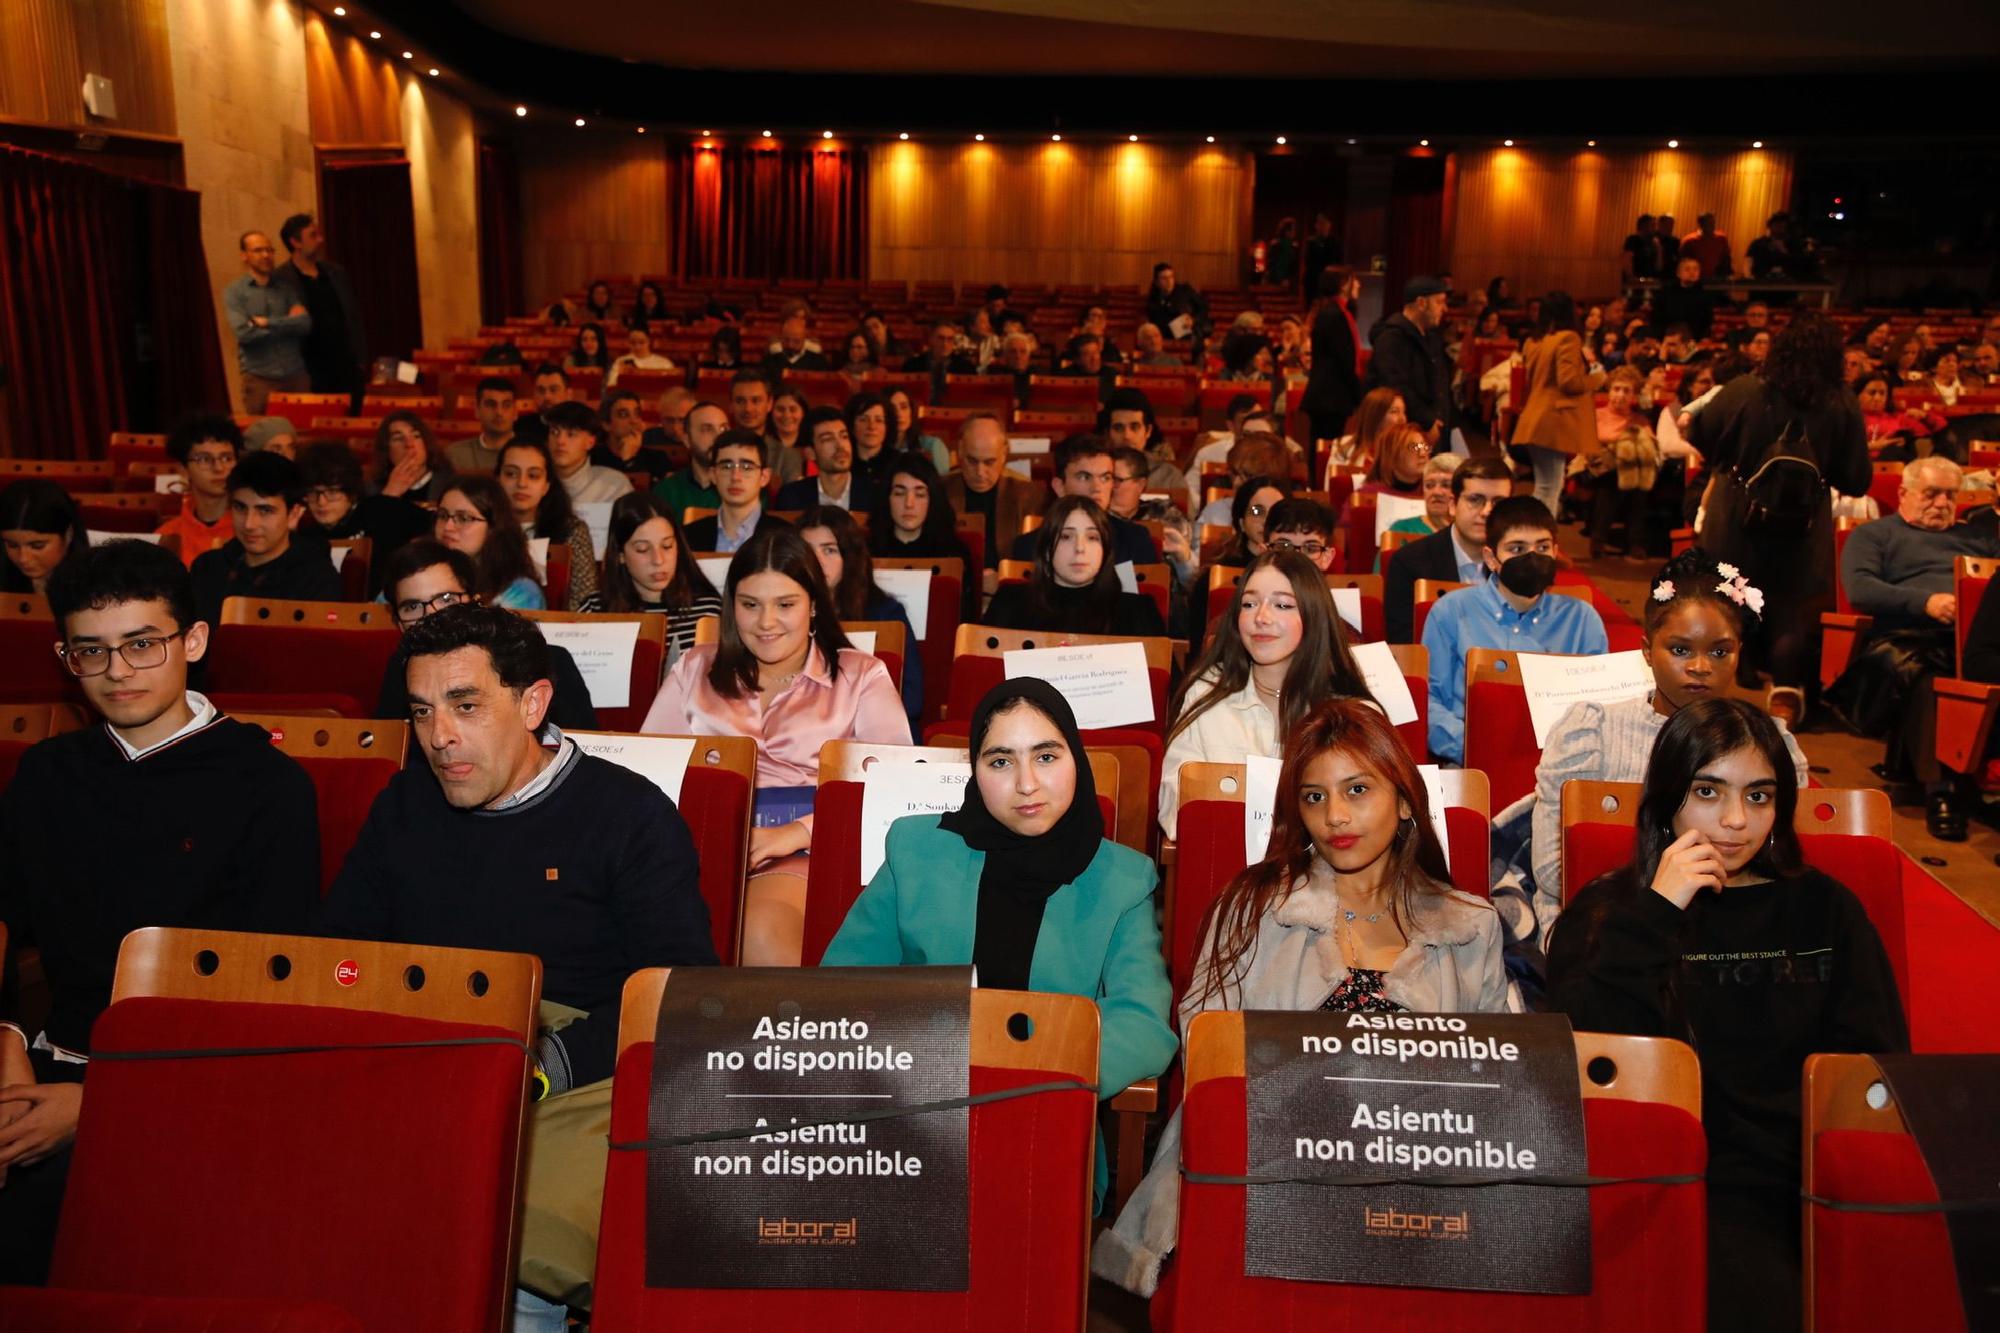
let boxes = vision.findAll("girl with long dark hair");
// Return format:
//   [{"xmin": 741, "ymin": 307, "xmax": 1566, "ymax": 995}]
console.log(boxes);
[
  {"xmin": 641, "ymin": 525, "xmax": 909, "ymax": 964},
  {"xmin": 431, "ymin": 475, "xmax": 542, "ymax": 609},
  {"xmin": 983, "ymin": 496, "xmax": 1166, "ymax": 636},
  {"xmin": 1160, "ymin": 550, "xmax": 1374, "ymax": 836},
  {"xmin": 1096, "ymin": 698, "xmax": 1511, "ymax": 1298},
  {"xmin": 0, "ymin": 480, "xmax": 88, "ymax": 595},
  {"xmin": 583, "ymin": 492, "xmax": 721, "ymax": 664},
  {"xmin": 499, "ymin": 439, "xmax": 597, "ymax": 610},
  {"xmin": 1547, "ymin": 697, "xmax": 1904, "ymax": 1333},
  {"xmin": 797, "ymin": 504, "xmax": 923, "ymax": 725}
]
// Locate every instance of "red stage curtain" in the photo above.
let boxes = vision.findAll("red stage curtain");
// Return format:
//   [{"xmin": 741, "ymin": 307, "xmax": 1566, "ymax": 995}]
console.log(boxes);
[
  {"xmin": 1386, "ymin": 154, "xmax": 1448, "ymax": 315},
  {"xmin": 476, "ymin": 139, "xmax": 522, "ymax": 328},
  {"xmin": 0, "ymin": 145, "xmax": 226, "ymax": 459},
  {"xmin": 318, "ymin": 156, "xmax": 424, "ymax": 361},
  {"xmin": 669, "ymin": 144, "xmax": 867, "ymax": 281}
]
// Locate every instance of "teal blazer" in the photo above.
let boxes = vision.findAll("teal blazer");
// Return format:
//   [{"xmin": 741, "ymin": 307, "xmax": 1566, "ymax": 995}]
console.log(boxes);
[{"xmin": 821, "ymin": 814, "xmax": 1178, "ymax": 1101}]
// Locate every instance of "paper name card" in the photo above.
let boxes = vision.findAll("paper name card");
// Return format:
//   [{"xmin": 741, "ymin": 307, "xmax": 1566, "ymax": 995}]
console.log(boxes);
[
  {"xmin": 1417, "ymin": 763, "xmax": 1452, "ymax": 874},
  {"xmin": 1244, "ymin": 754, "xmax": 1283, "ymax": 862},
  {"xmin": 874, "ymin": 567, "xmax": 932, "ymax": 639},
  {"xmin": 575, "ymin": 501, "xmax": 614, "ymax": 561},
  {"xmin": 695, "ymin": 555, "xmax": 733, "ymax": 594},
  {"xmin": 1008, "ymin": 437, "xmax": 1052, "ymax": 455},
  {"xmin": 91, "ymin": 530, "xmax": 161, "ymax": 547},
  {"xmin": 569, "ymin": 732, "xmax": 696, "ymax": 806},
  {"xmin": 537, "ymin": 618, "xmax": 643, "ymax": 709},
  {"xmin": 1517, "ymin": 649, "xmax": 1654, "ymax": 747},
  {"xmin": 395, "ymin": 359, "xmax": 420, "ymax": 385},
  {"xmin": 527, "ymin": 536, "xmax": 550, "ymax": 582},
  {"xmin": 1002, "ymin": 642, "xmax": 1153, "ymax": 729},
  {"xmin": 1168, "ymin": 314, "xmax": 1194, "ymax": 340},
  {"xmin": 847, "ymin": 629, "xmax": 877, "ymax": 654},
  {"xmin": 859, "ymin": 760, "xmax": 974, "ymax": 883},
  {"xmin": 1115, "ymin": 560, "xmax": 1139, "ymax": 593},
  {"xmin": 1330, "ymin": 585, "xmax": 1364, "ymax": 635},
  {"xmin": 1004, "ymin": 459, "xmax": 1032, "ymax": 480},
  {"xmin": 1373, "ymin": 492, "xmax": 1430, "ymax": 543},
  {"xmin": 1349, "ymin": 640, "xmax": 1418, "ymax": 726}
]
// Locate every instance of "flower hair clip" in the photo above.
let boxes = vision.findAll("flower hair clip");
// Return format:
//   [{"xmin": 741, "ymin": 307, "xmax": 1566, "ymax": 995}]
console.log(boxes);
[
  {"xmin": 1713, "ymin": 570, "xmax": 1765, "ymax": 616},
  {"xmin": 1652, "ymin": 579, "xmax": 1675, "ymax": 602}
]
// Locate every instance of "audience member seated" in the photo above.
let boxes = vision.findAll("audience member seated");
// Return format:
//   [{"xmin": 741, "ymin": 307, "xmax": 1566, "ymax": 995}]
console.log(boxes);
[
  {"xmin": 902, "ymin": 319, "xmax": 975, "ymax": 396},
  {"xmin": 189, "ymin": 451, "xmax": 341, "ymax": 625},
  {"xmin": 1585, "ymin": 365, "xmax": 1663, "ymax": 558},
  {"xmin": 1160, "ymin": 551, "xmax": 1372, "ymax": 837},
  {"xmin": 727, "ymin": 370, "xmax": 797, "ymax": 487},
  {"xmin": 1423, "ymin": 496, "xmax": 1608, "ymax": 764},
  {"xmin": 823, "ymin": 677, "xmax": 1175, "ymax": 1203},
  {"xmin": 1856, "ymin": 372, "xmax": 1937, "ymax": 458},
  {"xmin": 761, "ymin": 304, "xmax": 831, "ymax": 375},
  {"xmin": 1101, "ymin": 387, "xmax": 1191, "ymax": 508},
  {"xmin": 799, "ymin": 505, "xmax": 924, "ymax": 726},
  {"xmin": 866, "ymin": 453, "xmax": 975, "ymax": 619},
  {"xmin": 1382, "ymin": 455, "xmax": 1513, "ymax": 643},
  {"xmin": 565, "ymin": 322, "xmax": 610, "ymax": 374},
  {"xmin": 377, "ymin": 540, "xmax": 595, "ymax": 731},
  {"xmin": 578, "ymin": 282, "xmax": 616, "ymax": 327},
  {"xmin": 156, "ymin": 413, "xmax": 242, "ymax": 566},
  {"xmin": 945, "ymin": 413, "xmax": 1042, "ymax": 573},
  {"xmin": 0, "ymin": 480, "xmax": 87, "ymax": 595},
  {"xmin": 1, "ymin": 539, "xmax": 319, "ymax": 1284},
  {"xmin": 370, "ymin": 410, "xmax": 455, "ymax": 505},
  {"xmin": 641, "ymin": 526, "xmax": 910, "ymax": 965},
  {"xmin": 297, "ymin": 442, "xmax": 428, "ymax": 598},
  {"xmin": 1205, "ymin": 471, "xmax": 1295, "ymax": 578},
  {"xmin": 448, "ymin": 375, "xmax": 520, "ymax": 474},
  {"xmin": 512, "ymin": 362, "xmax": 569, "ymax": 446},
  {"xmin": 699, "ymin": 325, "xmax": 741, "ymax": 371},
  {"xmin": 1547, "ymin": 698, "xmax": 1905, "ymax": 1333},
  {"xmin": 1097, "ymin": 698, "xmax": 1514, "ymax": 1297},
  {"xmin": 1011, "ymin": 435, "xmax": 1162, "ymax": 565},
  {"xmin": 836, "ymin": 328, "xmax": 878, "ymax": 384},
  {"xmin": 652, "ymin": 398, "xmax": 725, "ymax": 519},
  {"xmin": 1924, "ymin": 347, "xmax": 1970, "ymax": 406},
  {"xmin": 241, "ymin": 416, "xmax": 298, "ymax": 458},
  {"xmin": 985, "ymin": 496, "xmax": 1167, "ymax": 637},
  {"xmin": 434, "ymin": 474, "xmax": 545, "ymax": 610},
  {"xmin": 1385, "ymin": 451, "xmax": 1462, "ymax": 543},
  {"xmin": 577, "ymin": 493, "xmax": 720, "ymax": 666},
  {"xmin": 683, "ymin": 430, "xmax": 781, "ymax": 552},
  {"xmin": 843, "ymin": 390, "xmax": 901, "ymax": 489},
  {"xmin": 1830, "ymin": 457, "xmax": 2000, "ymax": 838},
  {"xmin": 626, "ymin": 281, "xmax": 666, "ymax": 330},
  {"xmin": 996, "ymin": 330, "xmax": 1039, "ymax": 405},
  {"xmin": 501, "ymin": 439, "xmax": 598, "ymax": 611},
  {"xmin": 606, "ymin": 324, "xmax": 675, "ymax": 387},
  {"xmin": 766, "ymin": 384, "xmax": 807, "ymax": 475},
  {"xmin": 773, "ymin": 405, "xmax": 880, "ymax": 514},
  {"xmin": 1318, "ymin": 385, "xmax": 1407, "ymax": 484},
  {"xmin": 319, "ymin": 602, "xmax": 713, "ymax": 1331},
  {"xmin": 1252, "ymin": 497, "xmax": 1333, "ymax": 575},
  {"xmin": 593, "ymin": 388, "xmax": 673, "ymax": 478},
  {"xmin": 1131, "ymin": 320, "xmax": 1181, "ymax": 368},
  {"xmin": 1529, "ymin": 551, "xmax": 1808, "ymax": 946},
  {"xmin": 542, "ymin": 401, "xmax": 635, "ymax": 507},
  {"xmin": 886, "ymin": 386, "xmax": 950, "ymax": 477}
]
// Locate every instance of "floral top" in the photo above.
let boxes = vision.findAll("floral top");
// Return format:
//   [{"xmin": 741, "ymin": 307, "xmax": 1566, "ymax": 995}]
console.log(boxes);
[{"xmin": 1321, "ymin": 965, "xmax": 1403, "ymax": 1013}]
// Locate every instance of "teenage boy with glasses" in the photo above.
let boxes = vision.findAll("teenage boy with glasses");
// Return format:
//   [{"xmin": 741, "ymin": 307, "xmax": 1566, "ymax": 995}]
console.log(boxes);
[
  {"xmin": 682, "ymin": 430, "xmax": 784, "ymax": 552},
  {"xmin": 155, "ymin": 414, "xmax": 245, "ymax": 567},
  {"xmin": 0, "ymin": 539, "xmax": 318, "ymax": 1284}
]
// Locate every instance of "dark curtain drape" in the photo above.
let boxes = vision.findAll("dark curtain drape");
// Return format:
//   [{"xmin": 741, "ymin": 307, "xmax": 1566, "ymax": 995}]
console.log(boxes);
[
  {"xmin": 1386, "ymin": 154, "xmax": 1449, "ymax": 317},
  {"xmin": 318, "ymin": 155, "xmax": 423, "ymax": 360},
  {"xmin": 0, "ymin": 145, "xmax": 225, "ymax": 459},
  {"xmin": 669, "ymin": 144, "xmax": 867, "ymax": 282},
  {"xmin": 476, "ymin": 138, "xmax": 522, "ymax": 328}
]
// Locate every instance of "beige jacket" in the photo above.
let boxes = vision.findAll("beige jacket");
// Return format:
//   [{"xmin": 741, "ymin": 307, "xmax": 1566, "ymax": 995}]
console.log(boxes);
[
  {"xmin": 1160, "ymin": 674, "xmax": 1277, "ymax": 840},
  {"xmin": 1091, "ymin": 861, "xmax": 1516, "ymax": 1296}
]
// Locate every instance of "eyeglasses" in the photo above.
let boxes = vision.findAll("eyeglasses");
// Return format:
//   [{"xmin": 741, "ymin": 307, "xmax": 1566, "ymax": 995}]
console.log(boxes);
[
  {"xmin": 1269, "ymin": 537, "xmax": 1328, "ymax": 557},
  {"xmin": 436, "ymin": 509, "xmax": 487, "ymax": 528},
  {"xmin": 393, "ymin": 591, "xmax": 472, "ymax": 624},
  {"xmin": 186, "ymin": 450, "xmax": 236, "ymax": 468},
  {"xmin": 57, "ymin": 630, "xmax": 186, "ymax": 677},
  {"xmin": 714, "ymin": 459, "xmax": 763, "ymax": 474},
  {"xmin": 1114, "ymin": 473, "xmax": 1144, "ymax": 486},
  {"xmin": 1246, "ymin": 503, "xmax": 1272, "ymax": 518},
  {"xmin": 307, "ymin": 486, "xmax": 351, "ymax": 504}
]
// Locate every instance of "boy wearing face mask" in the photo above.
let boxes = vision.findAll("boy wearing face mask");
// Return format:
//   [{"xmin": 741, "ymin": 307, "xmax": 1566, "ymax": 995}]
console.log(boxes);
[{"xmin": 1421, "ymin": 496, "xmax": 1607, "ymax": 763}]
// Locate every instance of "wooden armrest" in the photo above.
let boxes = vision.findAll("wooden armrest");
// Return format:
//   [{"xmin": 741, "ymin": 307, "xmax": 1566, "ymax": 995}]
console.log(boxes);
[
  {"xmin": 1158, "ymin": 838, "xmax": 1177, "ymax": 866},
  {"xmin": 1935, "ymin": 677, "xmax": 2000, "ymax": 775},
  {"xmin": 1818, "ymin": 611, "xmax": 1875, "ymax": 692},
  {"xmin": 1110, "ymin": 1078, "xmax": 1158, "ymax": 1114}
]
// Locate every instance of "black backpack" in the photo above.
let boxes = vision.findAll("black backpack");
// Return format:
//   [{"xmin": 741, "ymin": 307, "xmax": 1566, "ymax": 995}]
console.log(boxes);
[{"xmin": 1735, "ymin": 418, "xmax": 1826, "ymax": 539}]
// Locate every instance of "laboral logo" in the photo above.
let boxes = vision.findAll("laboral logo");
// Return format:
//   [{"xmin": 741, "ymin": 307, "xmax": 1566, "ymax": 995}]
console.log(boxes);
[
  {"xmin": 757, "ymin": 1216, "xmax": 859, "ymax": 1247},
  {"xmin": 1362, "ymin": 1205, "xmax": 1472, "ymax": 1241}
]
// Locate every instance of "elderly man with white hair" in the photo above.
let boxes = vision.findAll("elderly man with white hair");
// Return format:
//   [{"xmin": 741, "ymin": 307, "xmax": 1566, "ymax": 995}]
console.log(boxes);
[{"xmin": 1832, "ymin": 456, "xmax": 2000, "ymax": 838}]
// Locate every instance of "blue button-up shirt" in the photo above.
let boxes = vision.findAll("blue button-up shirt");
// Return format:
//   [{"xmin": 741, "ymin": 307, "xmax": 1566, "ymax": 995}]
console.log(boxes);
[
  {"xmin": 223, "ymin": 273, "xmax": 311, "ymax": 379},
  {"xmin": 1421, "ymin": 577, "xmax": 1609, "ymax": 764},
  {"xmin": 716, "ymin": 503, "xmax": 764, "ymax": 554}
]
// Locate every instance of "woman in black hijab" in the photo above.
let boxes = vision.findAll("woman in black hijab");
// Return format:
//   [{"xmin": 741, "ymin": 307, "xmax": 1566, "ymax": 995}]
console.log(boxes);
[{"xmin": 821, "ymin": 678, "xmax": 1177, "ymax": 1199}]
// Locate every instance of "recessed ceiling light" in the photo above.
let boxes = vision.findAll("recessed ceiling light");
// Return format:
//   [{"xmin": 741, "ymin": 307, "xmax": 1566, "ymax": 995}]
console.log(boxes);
[
  {"xmin": 1346, "ymin": 138, "xmax": 1356, "ymax": 145},
  {"xmin": 1419, "ymin": 138, "xmax": 1429, "ymax": 146},
  {"xmin": 1752, "ymin": 140, "xmax": 1764, "ymax": 148},
  {"xmin": 1128, "ymin": 134, "xmax": 1139, "ymax": 142},
  {"xmin": 761, "ymin": 130, "xmax": 772, "ymax": 138},
  {"xmin": 332, "ymin": 5, "xmax": 346, "ymax": 14},
  {"xmin": 822, "ymin": 130, "xmax": 833, "ymax": 139},
  {"xmin": 1587, "ymin": 139, "xmax": 1597, "ymax": 147},
  {"xmin": 514, "ymin": 106, "xmax": 527, "ymax": 117},
  {"xmin": 401, "ymin": 50, "xmax": 412, "ymax": 59},
  {"xmin": 1205, "ymin": 135, "xmax": 1215, "ymax": 143},
  {"xmin": 1503, "ymin": 139, "xmax": 1515, "ymax": 147},
  {"xmin": 974, "ymin": 133, "xmax": 985, "ymax": 141},
  {"xmin": 574, "ymin": 117, "xmax": 585, "ymax": 128},
  {"xmin": 1050, "ymin": 133, "xmax": 1062, "ymax": 142},
  {"xmin": 427, "ymin": 67, "xmax": 438, "ymax": 76},
  {"xmin": 899, "ymin": 132, "xmax": 910, "ymax": 140},
  {"xmin": 1275, "ymin": 135, "xmax": 1287, "ymax": 145},
  {"xmin": 636, "ymin": 126, "xmax": 646, "ymax": 134},
  {"xmin": 368, "ymin": 29, "xmax": 381, "ymax": 39},
  {"xmin": 1667, "ymin": 138, "xmax": 1680, "ymax": 148}
]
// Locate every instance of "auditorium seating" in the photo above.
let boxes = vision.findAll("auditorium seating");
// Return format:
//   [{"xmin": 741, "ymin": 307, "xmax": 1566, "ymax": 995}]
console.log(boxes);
[
  {"xmin": 1929, "ymin": 555, "xmax": 1999, "ymax": 789},
  {"xmin": 590, "ymin": 972, "xmax": 1100, "ymax": 1331},
  {"xmin": 5, "ymin": 927, "xmax": 539, "ymax": 1330},
  {"xmin": 519, "ymin": 610, "xmax": 668, "ymax": 732},
  {"xmin": 1802, "ymin": 1054, "xmax": 1967, "ymax": 1333},
  {"xmin": 874, "ymin": 555, "xmax": 964, "ymax": 723},
  {"xmin": 205, "ymin": 597, "xmax": 401, "ymax": 719},
  {"xmin": 1461, "ymin": 645, "xmax": 1585, "ymax": 810},
  {"xmin": 1160, "ymin": 1015, "xmax": 1707, "ymax": 1332},
  {"xmin": 2, "ymin": 592, "xmax": 81, "ymax": 705},
  {"xmin": 233, "ymin": 714, "xmax": 408, "ymax": 893}
]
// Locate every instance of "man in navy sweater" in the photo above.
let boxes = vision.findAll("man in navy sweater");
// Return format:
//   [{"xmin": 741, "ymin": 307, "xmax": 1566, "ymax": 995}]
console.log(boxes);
[{"xmin": 1, "ymin": 539, "xmax": 320, "ymax": 1283}]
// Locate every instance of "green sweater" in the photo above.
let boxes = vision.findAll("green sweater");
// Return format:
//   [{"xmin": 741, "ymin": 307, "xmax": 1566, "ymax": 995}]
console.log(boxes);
[{"xmin": 822, "ymin": 814, "xmax": 1177, "ymax": 1101}]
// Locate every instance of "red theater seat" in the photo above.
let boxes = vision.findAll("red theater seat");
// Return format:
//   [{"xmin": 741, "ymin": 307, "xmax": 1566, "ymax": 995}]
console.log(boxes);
[
  {"xmin": 0, "ymin": 592, "xmax": 77, "ymax": 706},
  {"xmin": 1160, "ymin": 1016, "xmax": 1706, "ymax": 1333},
  {"xmin": 1462, "ymin": 646, "xmax": 1557, "ymax": 811},
  {"xmin": 0, "ymin": 1290, "xmax": 363, "ymax": 1332},
  {"xmin": 1804, "ymin": 1054, "xmax": 1966, "ymax": 1333},
  {"xmin": 232, "ymin": 715, "xmax": 408, "ymax": 893},
  {"xmin": 874, "ymin": 556, "xmax": 964, "ymax": 725},
  {"xmin": 205, "ymin": 597, "xmax": 401, "ymax": 720},
  {"xmin": 0, "ymin": 701, "xmax": 87, "ymax": 789},
  {"xmin": 939, "ymin": 624, "xmax": 1171, "ymax": 734},
  {"xmin": 25, "ymin": 928, "xmax": 539, "ymax": 1332},
  {"xmin": 590, "ymin": 974, "xmax": 1099, "ymax": 1332}
]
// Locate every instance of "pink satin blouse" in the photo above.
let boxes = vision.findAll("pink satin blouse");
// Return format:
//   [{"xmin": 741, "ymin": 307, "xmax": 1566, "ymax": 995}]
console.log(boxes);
[{"xmin": 640, "ymin": 643, "xmax": 913, "ymax": 798}]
